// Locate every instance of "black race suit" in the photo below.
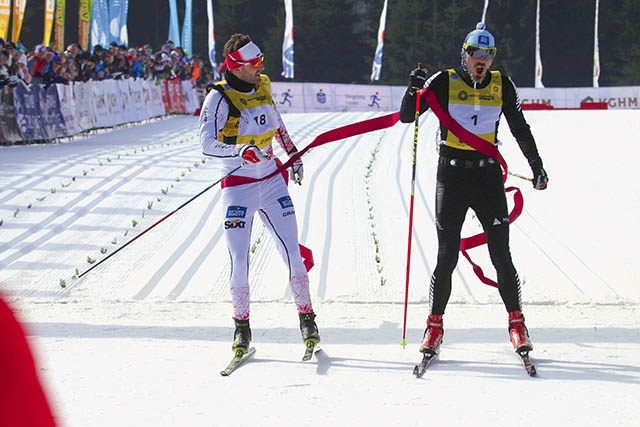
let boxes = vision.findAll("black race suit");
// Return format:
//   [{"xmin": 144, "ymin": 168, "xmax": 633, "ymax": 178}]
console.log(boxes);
[{"xmin": 399, "ymin": 67, "xmax": 542, "ymax": 315}]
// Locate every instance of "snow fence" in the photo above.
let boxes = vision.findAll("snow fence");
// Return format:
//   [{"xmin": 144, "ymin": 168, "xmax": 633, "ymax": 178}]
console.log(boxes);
[{"xmin": 0, "ymin": 78, "xmax": 201, "ymax": 145}]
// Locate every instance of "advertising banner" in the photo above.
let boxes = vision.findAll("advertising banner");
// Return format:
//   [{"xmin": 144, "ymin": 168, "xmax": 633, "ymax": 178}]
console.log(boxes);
[
  {"xmin": 0, "ymin": 87, "xmax": 22, "ymax": 143},
  {"xmin": 0, "ymin": 0, "xmax": 9, "ymax": 40},
  {"xmin": 333, "ymin": 83, "xmax": 393, "ymax": 112},
  {"xmin": 271, "ymin": 82, "xmax": 305, "ymax": 114},
  {"xmin": 302, "ymin": 83, "xmax": 334, "ymax": 113},
  {"xmin": 38, "ymin": 84, "xmax": 67, "ymax": 139}
]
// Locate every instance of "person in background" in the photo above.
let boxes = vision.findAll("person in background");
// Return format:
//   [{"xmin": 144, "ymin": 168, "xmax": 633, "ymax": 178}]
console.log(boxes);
[
  {"xmin": 0, "ymin": 49, "xmax": 12, "ymax": 89},
  {"xmin": 189, "ymin": 55, "xmax": 202, "ymax": 85},
  {"xmin": 130, "ymin": 49, "xmax": 146, "ymax": 78},
  {"xmin": 110, "ymin": 45, "xmax": 131, "ymax": 79},
  {"xmin": 4, "ymin": 42, "xmax": 15, "ymax": 71},
  {"xmin": 64, "ymin": 43, "xmax": 82, "ymax": 71},
  {"xmin": 399, "ymin": 23, "xmax": 548, "ymax": 358},
  {"xmin": 90, "ymin": 45, "xmax": 107, "ymax": 80},
  {"xmin": 198, "ymin": 33, "xmax": 319, "ymax": 356},
  {"xmin": 16, "ymin": 52, "xmax": 31, "ymax": 84},
  {"xmin": 41, "ymin": 53, "xmax": 66, "ymax": 87},
  {"xmin": 28, "ymin": 44, "xmax": 48, "ymax": 84}
]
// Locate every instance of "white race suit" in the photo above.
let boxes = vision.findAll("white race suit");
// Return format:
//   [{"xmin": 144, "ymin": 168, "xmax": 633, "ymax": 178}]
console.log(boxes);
[{"xmin": 198, "ymin": 74, "xmax": 313, "ymax": 320}]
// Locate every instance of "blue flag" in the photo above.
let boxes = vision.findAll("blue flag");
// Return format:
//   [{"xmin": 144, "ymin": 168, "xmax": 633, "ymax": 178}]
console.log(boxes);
[
  {"xmin": 90, "ymin": 0, "xmax": 109, "ymax": 49},
  {"xmin": 108, "ymin": 0, "xmax": 129, "ymax": 46}
]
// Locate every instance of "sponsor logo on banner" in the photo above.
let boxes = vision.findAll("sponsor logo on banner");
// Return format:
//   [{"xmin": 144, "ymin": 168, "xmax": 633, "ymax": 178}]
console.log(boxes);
[
  {"xmin": 582, "ymin": 95, "xmax": 638, "ymax": 108},
  {"xmin": 334, "ymin": 84, "xmax": 391, "ymax": 111},
  {"xmin": 279, "ymin": 89, "xmax": 293, "ymax": 106},
  {"xmin": 316, "ymin": 89, "xmax": 327, "ymax": 104},
  {"xmin": 368, "ymin": 91, "xmax": 381, "ymax": 108}
]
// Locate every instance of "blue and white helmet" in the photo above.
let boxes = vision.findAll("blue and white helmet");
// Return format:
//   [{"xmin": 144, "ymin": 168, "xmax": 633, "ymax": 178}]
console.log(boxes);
[{"xmin": 463, "ymin": 22, "xmax": 496, "ymax": 50}]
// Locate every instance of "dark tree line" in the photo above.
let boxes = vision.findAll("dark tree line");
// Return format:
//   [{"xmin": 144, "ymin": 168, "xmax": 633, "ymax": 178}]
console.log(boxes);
[{"xmin": 15, "ymin": 0, "xmax": 640, "ymax": 87}]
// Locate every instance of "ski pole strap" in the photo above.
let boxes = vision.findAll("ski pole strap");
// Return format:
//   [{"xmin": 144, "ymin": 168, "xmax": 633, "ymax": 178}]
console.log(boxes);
[{"xmin": 419, "ymin": 88, "xmax": 525, "ymax": 288}]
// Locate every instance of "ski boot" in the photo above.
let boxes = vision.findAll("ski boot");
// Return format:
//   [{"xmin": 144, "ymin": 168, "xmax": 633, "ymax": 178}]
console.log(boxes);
[
  {"xmin": 419, "ymin": 314, "xmax": 444, "ymax": 355},
  {"xmin": 299, "ymin": 312, "xmax": 320, "ymax": 345},
  {"xmin": 508, "ymin": 310, "xmax": 533, "ymax": 352},
  {"xmin": 232, "ymin": 318, "xmax": 251, "ymax": 354}
]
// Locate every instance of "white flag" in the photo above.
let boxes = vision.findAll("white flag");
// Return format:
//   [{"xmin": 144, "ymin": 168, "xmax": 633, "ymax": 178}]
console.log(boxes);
[
  {"xmin": 181, "ymin": 0, "xmax": 193, "ymax": 56},
  {"xmin": 281, "ymin": 0, "xmax": 294, "ymax": 79},
  {"xmin": 168, "ymin": 0, "xmax": 181, "ymax": 46},
  {"xmin": 370, "ymin": 0, "xmax": 388, "ymax": 81},
  {"xmin": 481, "ymin": 0, "xmax": 490, "ymax": 24},
  {"xmin": 593, "ymin": 0, "xmax": 600, "ymax": 87},
  {"xmin": 534, "ymin": 0, "xmax": 544, "ymax": 88},
  {"xmin": 207, "ymin": 0, "xmax": 220, "ymax": 79}
]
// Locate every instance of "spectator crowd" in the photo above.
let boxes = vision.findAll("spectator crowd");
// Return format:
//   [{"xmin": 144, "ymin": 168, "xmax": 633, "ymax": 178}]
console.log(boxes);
[{"xmin": 0, "ymin": 37, "xmax": 212, "ymax": 91}]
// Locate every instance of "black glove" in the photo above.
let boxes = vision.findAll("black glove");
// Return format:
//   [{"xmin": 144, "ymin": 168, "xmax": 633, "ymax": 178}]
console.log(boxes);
[
  {"xmin": 529, "ymin": 157, "xmax": 548, "ymax": 190},
  {"xmin": 408, "ymin": 67, "xmax": 428, "ymax": 95}
]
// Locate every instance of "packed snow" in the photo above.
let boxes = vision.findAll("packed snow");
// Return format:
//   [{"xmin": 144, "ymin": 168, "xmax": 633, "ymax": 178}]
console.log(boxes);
[{"xmin": 1, "ymin": 110, "xmax": 639, "ymax": 427}]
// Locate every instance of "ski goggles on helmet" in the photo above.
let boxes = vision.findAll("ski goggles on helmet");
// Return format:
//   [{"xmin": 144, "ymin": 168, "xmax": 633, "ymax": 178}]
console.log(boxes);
[
  {"xmin": 463, "ymin": 44, "xmax": 497, "ymax": 61},
  {"xmin": 225, "ymin": 41, "xmax": 265, "ymax": 70}
]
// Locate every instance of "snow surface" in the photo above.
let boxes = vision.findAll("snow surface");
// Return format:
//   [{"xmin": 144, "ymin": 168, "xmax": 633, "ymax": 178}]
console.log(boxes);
[{"xmin": 1, "ymin": 111, "xmax": 639, "ymax": 427}]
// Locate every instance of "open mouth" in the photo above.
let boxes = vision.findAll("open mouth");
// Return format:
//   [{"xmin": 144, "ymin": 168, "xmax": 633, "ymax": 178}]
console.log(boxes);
[{"xmin": 474, "ymin": 64, "xmax": 486, "ymax": 76}]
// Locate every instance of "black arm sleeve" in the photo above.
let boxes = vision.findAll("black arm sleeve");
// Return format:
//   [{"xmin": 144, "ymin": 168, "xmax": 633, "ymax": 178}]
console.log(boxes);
[
  {"xmin": 399, "ymin": 91, "xmax": 420, "ymax": 123},
  {"xmin": 399, "ymin": 71, "xmax": 448, "ymax": 123},
  {"xmin": 501, "ymin": 75, "xmax": 542, "ymax": 167}
]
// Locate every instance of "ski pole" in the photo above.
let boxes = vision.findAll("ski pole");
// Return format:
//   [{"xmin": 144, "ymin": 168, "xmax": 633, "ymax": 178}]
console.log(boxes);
[
  {"xmin": 401, "ymin": 63, "xmax": 423, "ymax": 348},
  {"xmin": 76, "ymin": 164, "xmax": 243, "ymax": 279},
  {"xmin": 508, "ymin": 171, "xmax": 532, "ymax": 182}
]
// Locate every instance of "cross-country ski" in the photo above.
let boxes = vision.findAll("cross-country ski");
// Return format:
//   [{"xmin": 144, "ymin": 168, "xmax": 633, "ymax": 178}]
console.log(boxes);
[{"xmin": 220, "ymin": 347, "xmax": 257, "ymax": 376}]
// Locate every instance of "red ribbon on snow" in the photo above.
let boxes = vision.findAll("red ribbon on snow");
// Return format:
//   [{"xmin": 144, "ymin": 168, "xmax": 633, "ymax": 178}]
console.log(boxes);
[{"xmin": 221, "ymin": 88, "xmax": 523, "ymax": 286}]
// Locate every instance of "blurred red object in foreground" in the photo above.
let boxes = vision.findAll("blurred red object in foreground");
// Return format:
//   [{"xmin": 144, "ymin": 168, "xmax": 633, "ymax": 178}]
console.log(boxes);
[{"xmin": 0, "ymin": 294, "xmax": 58, "ymax": 427}]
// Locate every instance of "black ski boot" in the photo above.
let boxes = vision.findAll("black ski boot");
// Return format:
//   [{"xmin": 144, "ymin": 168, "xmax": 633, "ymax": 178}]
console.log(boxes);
[
  {"xmin": 299, "ymin": 312, "xmax": 320, "ymax": 344},
  {"xmin": 232, "ymin": 318, "xmax": 251, "ymax": 354}
]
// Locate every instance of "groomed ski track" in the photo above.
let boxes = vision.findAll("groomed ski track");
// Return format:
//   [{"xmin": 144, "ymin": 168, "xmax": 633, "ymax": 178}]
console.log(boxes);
[
  {"xmin": 2, "ymin": 111, "xmax": 640, "ymax": 427},
  {"xmin": 3, "ymin": 112, "xmax": 636, "ymax": 304}
]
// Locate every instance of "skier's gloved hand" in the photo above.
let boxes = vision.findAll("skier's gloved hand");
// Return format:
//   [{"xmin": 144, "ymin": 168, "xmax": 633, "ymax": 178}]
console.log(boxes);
[
  {"xmin": 529, "ymin": 157, "xmax": 548, "ymax": 190},
  {"xmin": 532, "ymin": 167, "xmax": 548, "ymax": 190},
  {"xmin": 290, "ymin": 158, "xmax": 304, "ymax": 185},
  {"xmin": 238, "ymin": 144, "xmax": 267, "ymax": 164},
  {"xmin": 408, "ymin": 66, "xmax": 428, "ymax": 95}
]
